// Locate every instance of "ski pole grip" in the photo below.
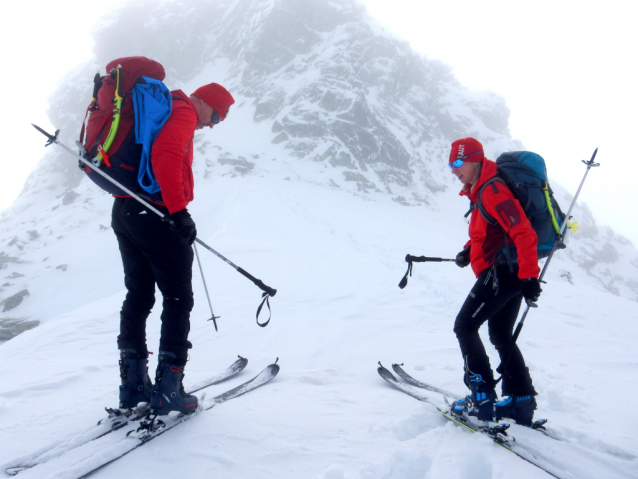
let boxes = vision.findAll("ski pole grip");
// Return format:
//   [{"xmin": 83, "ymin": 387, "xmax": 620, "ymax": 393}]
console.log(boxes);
[
  {"xmin": 238, "ymin": 267, "xmax": 277, "ymax": 297},
  {"xmin": 254, "ymin": 278, "xmax": 277, "ymax": 298},
  {"xmin": 405, "ymin": 255, "xmax": 450, "ymax": 263}
]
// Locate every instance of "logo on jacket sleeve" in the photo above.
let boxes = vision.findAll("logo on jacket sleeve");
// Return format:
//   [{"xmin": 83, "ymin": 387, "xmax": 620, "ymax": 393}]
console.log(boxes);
[{"xmin": 494, "ymin": 199, "xmax": 521, "ymax": 228}]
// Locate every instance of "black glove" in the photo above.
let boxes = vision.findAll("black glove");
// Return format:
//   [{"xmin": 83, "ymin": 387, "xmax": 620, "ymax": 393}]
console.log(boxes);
[
  {"xmin": 171, "ymin": 209, "xmax": 197, "ymax": 245},
  {"xmin": 521, "ymin": 278, "xmax": 542, "ymax": 303},
  {"xmin": 455, "ymin": 246, "xmax": 471, "ymax": 268}
]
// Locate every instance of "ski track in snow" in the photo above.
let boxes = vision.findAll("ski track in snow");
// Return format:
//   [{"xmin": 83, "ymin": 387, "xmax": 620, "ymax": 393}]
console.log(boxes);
[{"xmin": 0, "ymin": 171, "xmax": 637, "ymax": 479}]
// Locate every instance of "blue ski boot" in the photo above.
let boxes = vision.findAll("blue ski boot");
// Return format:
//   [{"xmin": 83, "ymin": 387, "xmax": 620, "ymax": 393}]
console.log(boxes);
[
  {"xmin": 150, "ymin": 351, "xmax": 198, "ymax": 415},
  {"xmin": 494, "ymin": 395, "xmax": 537, "ymax": 426},
  {"xmin": 118, "ymin": 349, "xmax": 153, "ymax": 409},
  {"xmin": 450, "ymin": 374, "xmax": 497, "ymax": 422}
]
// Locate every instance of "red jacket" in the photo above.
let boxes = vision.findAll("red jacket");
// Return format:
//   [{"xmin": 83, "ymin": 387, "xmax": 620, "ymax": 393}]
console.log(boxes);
[
  {"xmin": 151, "ymin": 90, "xmax": 198, "ymax": 214},
  {"xmin": 460, "ymin": 159, "xmax": 540, "ymax": 280}
]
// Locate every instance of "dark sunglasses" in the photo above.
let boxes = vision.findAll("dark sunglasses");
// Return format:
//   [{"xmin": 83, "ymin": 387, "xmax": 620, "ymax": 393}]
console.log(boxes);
[
  {"xmin": 448, "ymin": 150, "xmax": 483, "ymax": 169},
  {"xmin": 211, "ymin": 109, "xmax": 221, "ymax": 124}
]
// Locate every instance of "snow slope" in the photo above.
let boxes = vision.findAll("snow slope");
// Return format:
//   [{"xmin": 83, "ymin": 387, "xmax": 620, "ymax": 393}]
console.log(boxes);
[
  {"xmin": 0, "ymin": 172, "xmax": 636, "ymax": 478},
  {"xmin": 0, "ymin": 0, "xmax": 637, "ymax": 477}
]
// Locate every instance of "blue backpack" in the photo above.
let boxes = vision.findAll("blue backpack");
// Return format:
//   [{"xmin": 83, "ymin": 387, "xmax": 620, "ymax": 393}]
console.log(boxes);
[{"xmin": 475, "ymin": 151, "xmax": 565, "ymax": 262}]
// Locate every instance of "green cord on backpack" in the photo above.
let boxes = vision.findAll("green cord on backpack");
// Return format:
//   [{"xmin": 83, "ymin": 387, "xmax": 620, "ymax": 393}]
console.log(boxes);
[{"xmin": 95, "ymin": 65, "xmax": 124, "ymax": 166}]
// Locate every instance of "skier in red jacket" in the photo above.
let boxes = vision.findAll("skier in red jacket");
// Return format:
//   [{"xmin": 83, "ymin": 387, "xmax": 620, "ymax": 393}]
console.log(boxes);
[
  {"xmin": 112, "ymin": 83, "xmax": 234, "ymax": 416},
  {"xmin": 447, "ymin": 137, "xmax": 542, "ymax": 426}
]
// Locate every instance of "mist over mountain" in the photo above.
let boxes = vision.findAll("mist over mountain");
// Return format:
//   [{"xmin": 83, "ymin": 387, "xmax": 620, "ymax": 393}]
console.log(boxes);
[{"xmin": 0, "ymin": 0, "xmax": 636, "ymax": 340}]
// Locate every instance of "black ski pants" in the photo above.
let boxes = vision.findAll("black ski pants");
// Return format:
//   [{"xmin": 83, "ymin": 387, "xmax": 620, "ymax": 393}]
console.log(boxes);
[
  {"xmin": 453, "ymin": 264, "xmax": 536, "ymax": 397},
  {"xmin": 111, "ymin": 198, "xmax": 194, "ymax": 364}
]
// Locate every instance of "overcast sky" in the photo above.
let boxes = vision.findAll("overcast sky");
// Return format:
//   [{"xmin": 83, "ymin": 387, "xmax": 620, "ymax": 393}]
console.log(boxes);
[{"xmin": 1, "ymin": 0, "xmax": 637, "ymax": 245}]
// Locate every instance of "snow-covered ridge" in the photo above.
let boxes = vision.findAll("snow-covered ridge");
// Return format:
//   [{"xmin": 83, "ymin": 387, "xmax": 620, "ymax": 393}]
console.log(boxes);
[{"xmin": 0, "ymin": 0, "xmax": 636, "ymax": 341}]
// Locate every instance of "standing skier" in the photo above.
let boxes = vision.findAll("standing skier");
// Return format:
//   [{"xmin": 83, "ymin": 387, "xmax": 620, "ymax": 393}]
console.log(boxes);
[
  {"xmin": 113, "ymin": 82, "xmax": 235, "ymax": 415},
  {"xmin": 448, "ymin": 137, "xmax": 542, "ymax": 426}
]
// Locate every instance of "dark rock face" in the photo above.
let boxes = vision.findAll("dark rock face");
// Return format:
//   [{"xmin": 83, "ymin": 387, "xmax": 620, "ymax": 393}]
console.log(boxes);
[
  {"xmin": 0, "ymin": 317, "xmax": 39, "ymax": 343},
  {"xmin": 76, "ymin": 0, "xmax": 514, "ymax": 198},
  {"xmin": 1, "ymin": 289, "xmax": 30, "ymax": 312}
]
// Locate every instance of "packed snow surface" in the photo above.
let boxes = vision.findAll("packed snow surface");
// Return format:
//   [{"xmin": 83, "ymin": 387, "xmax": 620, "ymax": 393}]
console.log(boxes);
[
  {"xmin": 1, "ymin": 0, "xmax": 637, "ymax": 476},
  {"xmin": 0, "ymin": 172, "xmax": 637, "ymax": 478}
]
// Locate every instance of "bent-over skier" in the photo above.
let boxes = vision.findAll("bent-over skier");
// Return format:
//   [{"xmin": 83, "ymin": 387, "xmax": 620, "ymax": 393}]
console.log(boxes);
[{"xmin": 114, "ymin": 82, "xmax": 235, "ymax": 415}]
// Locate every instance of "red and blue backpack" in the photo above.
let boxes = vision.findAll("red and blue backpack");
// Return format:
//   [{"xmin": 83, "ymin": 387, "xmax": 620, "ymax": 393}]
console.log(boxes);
[{"xmin": 79, "ymin": 56, "xmax": 173, "ymax": 202}]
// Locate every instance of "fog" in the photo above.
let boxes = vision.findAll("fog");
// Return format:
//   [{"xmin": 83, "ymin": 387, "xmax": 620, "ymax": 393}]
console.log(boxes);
[{"xmin": 1, "ymin": 0, "xmax": 636, "ymax": 245}]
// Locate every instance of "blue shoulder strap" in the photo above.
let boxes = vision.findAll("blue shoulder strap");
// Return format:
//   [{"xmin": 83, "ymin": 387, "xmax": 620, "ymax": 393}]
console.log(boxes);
[{"xmin": 131, "ymin": 78, "xmax": 173, "ymax": 194}]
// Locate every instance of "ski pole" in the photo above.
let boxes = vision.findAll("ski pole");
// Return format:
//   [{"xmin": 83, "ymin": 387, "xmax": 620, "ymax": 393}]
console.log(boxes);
[
  {"xmin": 32, "ymin": 124, "xmax": 277, "ymax": 325},
  {"xmin": 399, "ymin": 254, "xmax": 455, "ymax": 289},
  {"xmin": 193, "ymin": 242, "xmax": 220, "ymax": 331},
  {"xmin": 495, "ymin": 148, "xmax": 599, "ymax": 378}
]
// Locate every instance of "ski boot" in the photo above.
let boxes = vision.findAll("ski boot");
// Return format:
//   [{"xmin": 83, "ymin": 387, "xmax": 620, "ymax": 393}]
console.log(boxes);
[
  {"xmin": 494, "ymin": 395, "xmax": 537, "ymax": 426},
  {"xmin": 118, "ymin": 349, "xmax": 153, "ymax": 409},
  {"xmin": 450, "ymin": 374, "xmax": 497, "ymax": 422},
  {"xmin": 150, "ymin": 351, "xmax": 198, "ymax": 415}
]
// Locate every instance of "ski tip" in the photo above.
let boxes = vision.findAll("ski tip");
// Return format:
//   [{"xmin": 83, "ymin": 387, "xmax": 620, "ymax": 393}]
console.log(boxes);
[
  {"xmin": 6, "ymin": 466, "xmax": 29, "ymax": 476},
  {"xmin": 237, "ymin": 355, "xmax": 248, "ymax": 366},
  {"xmin": 391, "ymin": 363, "xmax": 405, "ymax": 374},
  {"xmin": 377, "ymin": 364, "xmax": 393, "ymax": 377}
]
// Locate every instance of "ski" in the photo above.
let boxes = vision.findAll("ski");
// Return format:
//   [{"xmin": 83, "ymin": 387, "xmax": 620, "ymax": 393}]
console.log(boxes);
[
  {"xmin": 5, "ymin": 355, "xmax": 248, "ymax": 476},
  {"xmin": 378, "ymin": 362, "xmax": 562, "ymax": 479},
  {"xmin": 391, "ymin": 363, "xmax": 459, "ymax": 398},
  {"xmin": 77, "ymin": 359, "xmax": 280, "ymax": 479}
]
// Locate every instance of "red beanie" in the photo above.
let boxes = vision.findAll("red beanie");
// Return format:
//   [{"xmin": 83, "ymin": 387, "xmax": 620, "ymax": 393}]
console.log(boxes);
[
  {"xmin": 192, "ymin": 83, "xmax": 235, "ymax": 120},
  {"xmin": 449, "ymin": 138, "xmax": 484, "ymax": 165}
]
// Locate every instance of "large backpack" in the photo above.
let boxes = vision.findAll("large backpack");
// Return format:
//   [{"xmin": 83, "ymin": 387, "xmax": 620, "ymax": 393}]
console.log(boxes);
[
  {"xmin": 474, "ymin": 151, "xmax": 565, "ymax": 262},
  {"xmin": 79, "ymin": 56, "xmax": 173, "ymax": 201}
]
